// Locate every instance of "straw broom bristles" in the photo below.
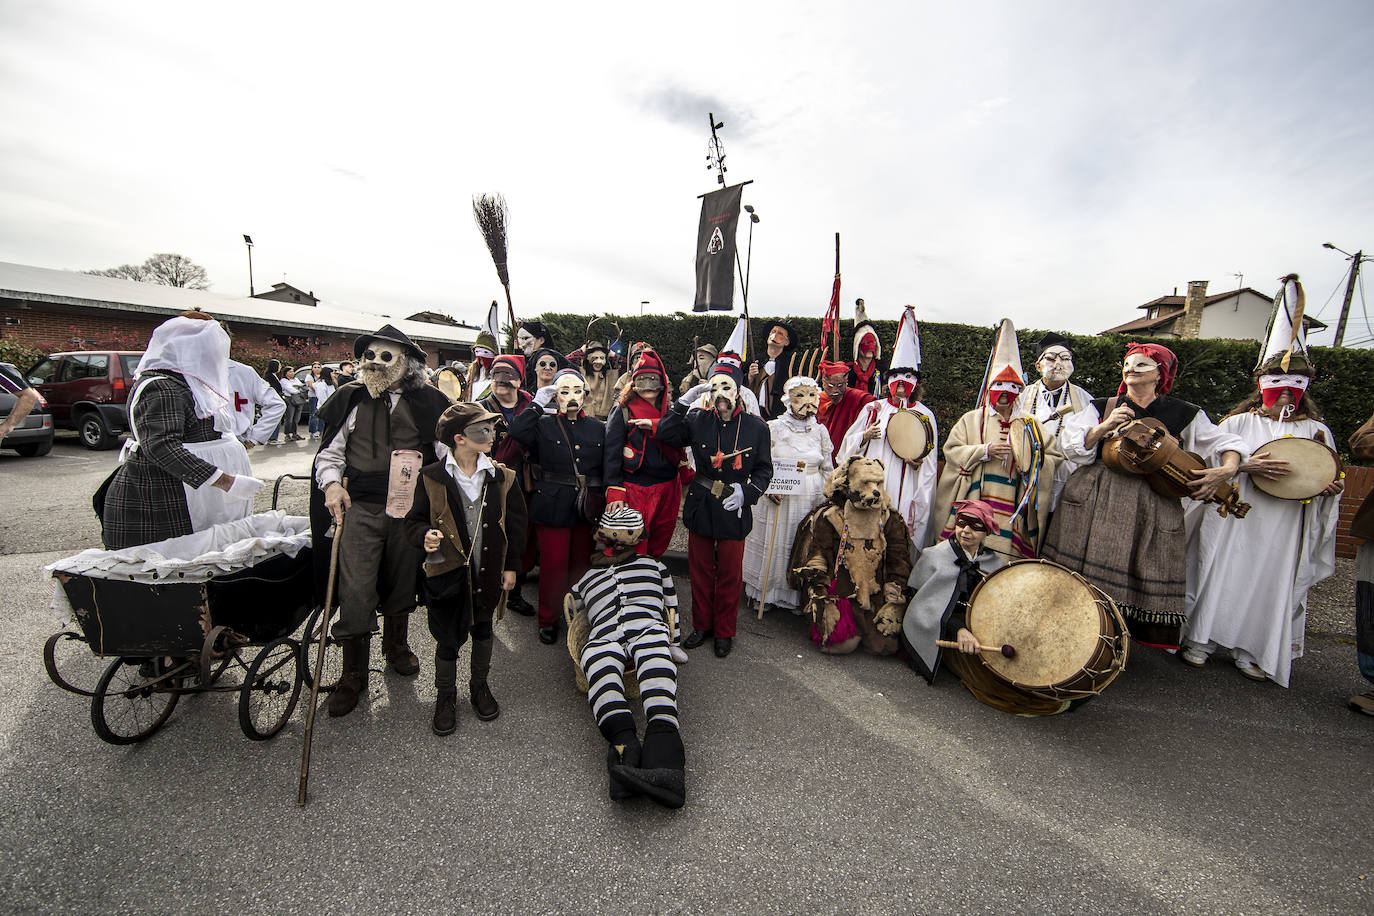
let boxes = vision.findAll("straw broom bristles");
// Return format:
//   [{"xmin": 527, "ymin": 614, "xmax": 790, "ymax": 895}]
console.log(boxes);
[{"xmin": 472, "ymin": 193, "xmax": 511, "ymax": 287}]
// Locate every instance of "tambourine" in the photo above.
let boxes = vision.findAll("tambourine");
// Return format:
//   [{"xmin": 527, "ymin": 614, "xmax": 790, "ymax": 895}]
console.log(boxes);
[
  {"xmin": 1249, "ymin": 435, "xmax": 1343, "ymax": 502},
  {"xmin": 887, "ymin": 409, "xmax": 934, "ymax": 462}
]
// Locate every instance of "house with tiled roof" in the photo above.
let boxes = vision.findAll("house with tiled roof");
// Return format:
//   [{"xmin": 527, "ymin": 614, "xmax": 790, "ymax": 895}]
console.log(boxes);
[{"xmin": 1101, "ymin": 282, "xmax": 1326, "ymax": 340}]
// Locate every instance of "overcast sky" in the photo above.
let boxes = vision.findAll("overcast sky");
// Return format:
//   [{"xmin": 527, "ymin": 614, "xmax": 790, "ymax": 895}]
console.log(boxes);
[{"xmin": 2, "ymin": 1, "xmax": 1372, "ymax": 346}]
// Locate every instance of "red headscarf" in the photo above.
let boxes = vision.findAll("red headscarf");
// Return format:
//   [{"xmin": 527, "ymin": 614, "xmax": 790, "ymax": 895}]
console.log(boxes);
[
  {"xmin": 819, "ymin": 360, "xmax": 849, "ymax": 379},
  {"xmin": 952, "ymin": 499, "xmax": 997, "ymax": 533},
  {"xmin": 1117, "ymin": 342, "xmax": 1178, "ymax": 396}
]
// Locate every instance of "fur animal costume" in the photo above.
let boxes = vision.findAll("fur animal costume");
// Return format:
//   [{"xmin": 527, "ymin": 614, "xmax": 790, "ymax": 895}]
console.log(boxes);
[{"xmin": 791, "ymin": 456, "xmax": 913, "ymax": 655}]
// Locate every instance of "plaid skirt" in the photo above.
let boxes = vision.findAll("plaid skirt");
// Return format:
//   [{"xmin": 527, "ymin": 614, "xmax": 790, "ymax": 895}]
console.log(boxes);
[{"xmin": 1041, "ymin": 462, "xmax": 1186, "ymax": 648}]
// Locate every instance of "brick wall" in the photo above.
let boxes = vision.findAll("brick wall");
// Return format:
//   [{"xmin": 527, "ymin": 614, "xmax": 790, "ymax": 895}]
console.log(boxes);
[
  {"xmin": 0, "ymin": 301, "xmax": 447, "ymax": 368},
  {"xmin": 1337, "ymin": 465, "xmax": 1373, "ymax": 559}
]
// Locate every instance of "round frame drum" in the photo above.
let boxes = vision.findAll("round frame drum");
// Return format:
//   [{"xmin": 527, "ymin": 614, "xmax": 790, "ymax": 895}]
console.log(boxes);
[
  {"xmin": 887, "ymin": 409, "xmax": 934, "ymax": 462},
  {"xmin": 1008, "ymin": 416, "xmax": 1044, "ymax": 472},
  {"xmin": 1250, "ymin": 436, "xmax": 1342, "ymax": 501},
  {"xmin": 965, "ymin": 559, "xmax": 1130, "ymax": 700}
]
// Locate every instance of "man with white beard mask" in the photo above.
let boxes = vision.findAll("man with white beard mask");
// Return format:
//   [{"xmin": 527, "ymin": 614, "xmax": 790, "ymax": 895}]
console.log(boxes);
[
  {"xmin": 313, "ymin": 324, "xmax": 454, "ymax": 717},
  {"xmin": 657, "ymin": 358, "xmax": 773, "ymax": 657},
  {"xmin": 1012, "ymin": 333, "xmax": 1094, "ymax": 540}
]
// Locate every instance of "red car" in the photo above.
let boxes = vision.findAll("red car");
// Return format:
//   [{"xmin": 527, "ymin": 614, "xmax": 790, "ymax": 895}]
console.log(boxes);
[{"xmin": 25, "ymin": 351, "xmax": 142, "ymax": 449}]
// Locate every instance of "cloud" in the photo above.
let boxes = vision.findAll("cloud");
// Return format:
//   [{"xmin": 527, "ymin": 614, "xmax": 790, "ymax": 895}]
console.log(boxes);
[{"xmin": 634, "ymin": 84, "xmax": 752, "ymax": 132}]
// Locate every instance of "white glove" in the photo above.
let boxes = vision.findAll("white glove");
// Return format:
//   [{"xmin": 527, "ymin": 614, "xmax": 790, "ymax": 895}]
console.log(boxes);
[
  {"xmin": 227, "ymin": 475, "xmax": 265, "ymax": 500},
  {"xmin": 722, "ymin": 482, "xmax": 744, "ymax": 514},
  {"xmin": 533, "ymin": 384, "xmax": 558, "ymax": 407},
  {"xmin": 677, "ymin": 381, "xmax": 711, "ymax": 407}
]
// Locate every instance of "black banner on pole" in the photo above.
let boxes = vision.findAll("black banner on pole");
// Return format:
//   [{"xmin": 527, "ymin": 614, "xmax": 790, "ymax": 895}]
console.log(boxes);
[{"xmin": 693, "ymin": 184, "xmax": 743, "ymax": 312}]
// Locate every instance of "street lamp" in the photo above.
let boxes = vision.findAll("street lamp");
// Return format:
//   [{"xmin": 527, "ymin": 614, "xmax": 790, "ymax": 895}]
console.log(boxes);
[
  {"xmin": 1322, "ymin": 240, "xmax": 1371, "ymax": 348},
  {"xmin": 741, "ymin": 205, "xmax": 760, "ymax": 308},
  {"xmin": 243, "ymin": 234, "xmax": 255, "ymax": 296}
]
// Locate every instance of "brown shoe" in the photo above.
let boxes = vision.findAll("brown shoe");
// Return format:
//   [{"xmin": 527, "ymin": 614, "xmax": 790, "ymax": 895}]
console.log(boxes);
[
  {"xmin": 1349, "ymin": 691, "xmax": 1374, "ymax": 717},
  {"xmin": 327, "ymin": 637, "xmax": 369, "ymax": 718},
  {"xmin": 470, "ymin": 681, "xmax": 500, "ymax": 721},
  {"xmin": 382, "ymin": 615, "xmax": 420, "ymax": 677},
  {"xmin": 432, "ymin": 690, "xmax": 458, "ymax": 735}
]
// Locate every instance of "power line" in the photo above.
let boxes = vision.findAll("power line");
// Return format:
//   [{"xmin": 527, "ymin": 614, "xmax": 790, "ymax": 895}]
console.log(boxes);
[{"xmin": 1309, "ymin": 272, "xmax": 1348, "ymax": 320}]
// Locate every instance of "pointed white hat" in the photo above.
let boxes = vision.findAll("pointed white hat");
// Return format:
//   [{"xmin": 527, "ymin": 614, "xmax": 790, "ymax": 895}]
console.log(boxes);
[
  {"xmin": 889, "ymin": 305, "xmax": 922, "ymax": 374},
  {"xmin": 1256, "ymin": 274, "xmax": 1311, "ymax": 375},
  {"xmin": 977, "ymin": 318, "xmax": 1025, "ymax": 406}
]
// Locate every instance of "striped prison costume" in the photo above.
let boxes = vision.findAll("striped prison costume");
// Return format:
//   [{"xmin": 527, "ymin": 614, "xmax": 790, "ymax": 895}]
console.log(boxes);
[{"xmin": 571, "ymin": 555, "xmax": 681, "ymax": 740}]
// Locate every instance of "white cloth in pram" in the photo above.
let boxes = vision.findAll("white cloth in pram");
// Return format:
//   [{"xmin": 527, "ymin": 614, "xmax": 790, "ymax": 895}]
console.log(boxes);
[{"xmin": 46, "ymin": 511, "xmax": 311, "ymax": 625}]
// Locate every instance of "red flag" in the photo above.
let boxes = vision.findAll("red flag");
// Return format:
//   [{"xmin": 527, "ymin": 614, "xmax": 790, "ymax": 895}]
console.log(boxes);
[{"xmin": 820, "ymin": 272, "xmax": 841, "ymax": 359}]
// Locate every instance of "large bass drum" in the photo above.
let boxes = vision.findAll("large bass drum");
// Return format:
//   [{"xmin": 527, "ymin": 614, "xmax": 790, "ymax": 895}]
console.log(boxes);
[
  {"xmin": 887, "ymin": 409, "xmax": 934, "ymax": 462},
  {"xmin": 965, "ymin": 559, "xmax": 1130, "ymax": 701},
  {"xmin": 1249, "ymin": 436, "xmax": 1343, "ymax": 502}
]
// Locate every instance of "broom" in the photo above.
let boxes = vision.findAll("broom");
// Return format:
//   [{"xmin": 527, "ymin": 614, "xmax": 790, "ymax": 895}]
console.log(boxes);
[{"xmin": 473, "ymin": 193, "xmax": 517, "ymax": 350}]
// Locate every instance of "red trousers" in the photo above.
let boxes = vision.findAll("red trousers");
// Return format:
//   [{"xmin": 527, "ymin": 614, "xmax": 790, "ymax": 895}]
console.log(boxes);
[
  {"xmin": 624, "ymin": 477, "xmax": 682, "ymax": 558},
  {"xmin": 535, "ymin": 524, "xmax": 593, "ymax": 627},
  {"xmin": 687, "ymin": 531, "xmax": 745, "ymax": 638}
]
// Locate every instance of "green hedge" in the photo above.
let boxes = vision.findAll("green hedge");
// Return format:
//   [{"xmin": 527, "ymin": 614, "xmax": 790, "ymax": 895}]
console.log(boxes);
[{"xmin": 540, "ymin": 312, "xmax": 1374, "ymax": 463}]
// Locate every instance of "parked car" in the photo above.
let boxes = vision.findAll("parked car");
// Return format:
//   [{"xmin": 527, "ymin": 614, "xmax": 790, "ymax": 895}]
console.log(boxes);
[
  {"xmin": 0, "ymin": 362, "xmax": 55, "ymax": 457},
  {"xmin": 25, "ymin": 351, "xmax": 142, "ymax": 450}
]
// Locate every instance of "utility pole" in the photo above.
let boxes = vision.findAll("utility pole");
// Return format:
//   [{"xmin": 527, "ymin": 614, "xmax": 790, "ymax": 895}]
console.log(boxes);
[
  {"xmin": 243, "ymin": 234, "xmax": 255, "ymax": 296},
  {"xmin": 1333, "ymin": 249, "xmax": 1363, "ymax": 348}
]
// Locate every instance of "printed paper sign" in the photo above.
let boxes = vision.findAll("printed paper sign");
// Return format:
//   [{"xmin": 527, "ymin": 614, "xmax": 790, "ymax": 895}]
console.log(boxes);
[
  {"xmin": 765, "ymin": 461, "xmax": 809, "ymax": 496},
  {"xmin": 385, "ymin": 449, "xmax": 425, "ymax": 518}
]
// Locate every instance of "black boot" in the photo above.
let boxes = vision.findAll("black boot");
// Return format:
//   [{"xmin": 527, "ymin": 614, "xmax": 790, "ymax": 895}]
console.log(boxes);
[
  {"xmin": 382, "ymin": 614, "xmax": 420, "ymax": 676},
  {"xmin": 604, "ymin": 727, "xmax": 641, "ymax": 802},
  {"xmin": 469, "ymin": 637, "xmax": 500, "ymax": 720},
  {"xmin": 327, "ymin": 636, "xmax": 370, "ymax": 718},
  {"xmin": 433, "ymin": 652, "xmax": 458, "ymax": 736},
  {"xmin": 506, "ymin": 589, "xmax": 536, "ymax": 617},
  {"xmin": 612, "ymin": 720, "xmax": 685, "ymax": 808}
]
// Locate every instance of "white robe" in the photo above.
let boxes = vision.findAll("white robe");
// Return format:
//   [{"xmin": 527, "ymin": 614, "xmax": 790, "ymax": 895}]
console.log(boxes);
[
  {"xmin": 1183, "ymin": 413, "xmax": 1339, "ymax": 686},
  {"xmin": 837, "ymin": 399, "xmax": 939, "ymax": 549},
  {"xmin": 743, "ymin": 414, "xmax": 834, "ymax": 610}
]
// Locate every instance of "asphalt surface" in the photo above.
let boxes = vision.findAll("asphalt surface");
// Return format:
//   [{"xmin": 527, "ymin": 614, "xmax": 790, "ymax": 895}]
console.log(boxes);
[{"xmin": 0, "ymin": 435, "xmax": 1371, "ymax": 915}]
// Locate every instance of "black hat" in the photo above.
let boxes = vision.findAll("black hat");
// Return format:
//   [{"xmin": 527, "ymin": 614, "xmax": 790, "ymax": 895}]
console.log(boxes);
[
  {"xmin": 355, "ymin": 323, "xmax": 426, "ymax": 361},
  {"xmin": 708, "ymin": 359, "xmax": 744, "ymax": 387},
  {"xmin": 519, "ymin": 321, "xmax": 555, "ymax": 348},
  {"xmin": 1036, "ymin": 332, "xmax": 1073, "ymax": 359}
]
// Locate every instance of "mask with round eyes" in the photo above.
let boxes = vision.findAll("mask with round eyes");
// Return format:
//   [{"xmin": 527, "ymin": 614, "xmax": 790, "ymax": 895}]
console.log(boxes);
[
  {"xmin": 1258, "ymin": 372, "xmax": 1310, "ymax": 409},
  {"xmin": 709, "ymin": 373, "xmax": 739, "ymax": 417},
  {"xmin": 588, "ymin": 353, "xmax": 606, "ymax": 373},
  {"xmin": 632, "ymin": 374, "xmax": 663, "ymax": 394},
  {"xmin": 787, "ymin": 384, "xmax": 820, "ymax": 419},
  {"xmin": 887, "ymin": 372, "xmax": 917, "ymax": 403},
  {"xmin": 516, "ymin": 329, "xmax": 540, "ymax": 355},
  {"xmin": 461, "ymin": 421, "xmax": 496, "ymax": 445},
  {"xmin": 359, "ymin": 340, "xmax": 406, "ymax": 397},
  {"xmin": 1121, "ymin": 353, "xmax": 1159, "ymax": 378},
  {"xmin": 556, "ymin": 377, "xmax": 586, "ymax": 415},
  {"xmin": 1036, "ymin": 346, "xmax": 1074, "ymax": 384}
]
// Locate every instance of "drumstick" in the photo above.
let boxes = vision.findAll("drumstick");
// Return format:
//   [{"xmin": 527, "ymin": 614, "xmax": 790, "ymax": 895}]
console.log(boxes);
[{"xmin": 936, "ymin": 639, "xmax": 1016, "ymax": 659}]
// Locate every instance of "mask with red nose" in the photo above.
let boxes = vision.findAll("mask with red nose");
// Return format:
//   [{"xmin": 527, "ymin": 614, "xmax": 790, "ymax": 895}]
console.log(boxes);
[{"xmin": 1258, "ymin": 373, "xmax": 1309, "ymax": 409}]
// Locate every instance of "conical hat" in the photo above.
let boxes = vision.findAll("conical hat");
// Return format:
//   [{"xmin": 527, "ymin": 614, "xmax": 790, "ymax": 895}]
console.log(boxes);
[
  {"xmin": 722, "ymin": 316, "xmax": 749, "ymax": 363},
  {"xmin": 482, "ymin": 301, "xmax": 501, "ymax": 355},
  {"xmin": 889, "ymin": 305, "xmax": 921, "ymax": 374},
  {"xmin": 977, "ymin": 318, "xmax": 1024, "ymax": 406},
  {"xmin": 1256, "ymin": 274, "xmax": 1313, "ymax": 376}
]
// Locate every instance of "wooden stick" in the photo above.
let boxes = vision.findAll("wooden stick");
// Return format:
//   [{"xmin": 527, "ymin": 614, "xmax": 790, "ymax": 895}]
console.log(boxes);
[
  {"xmin": 935, "ymin": 639, "xmax": 1016, "ymax": 659},
  {"xmin": 299, "ymin": 489, "xmax": 347, "ymax": 806},
  {"xmin": 756, "ymin": 496, "xmax": 784, "ymax": 619}
]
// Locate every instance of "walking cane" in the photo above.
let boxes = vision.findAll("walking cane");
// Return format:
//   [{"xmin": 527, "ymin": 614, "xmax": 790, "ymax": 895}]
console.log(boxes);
[
  {"xmin": 299, "ymin": 481, "xmax": 346, "ymax": 806},
  {"xmin": 756, "ymin": 492, "xmax": 783, "ymax": 620}
]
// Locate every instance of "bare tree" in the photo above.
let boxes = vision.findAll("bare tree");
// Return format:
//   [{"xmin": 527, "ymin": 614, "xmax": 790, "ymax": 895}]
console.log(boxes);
[
  {"xmin": 85, "ymin": 253, "xmax": 210, "ymax": 289},
  {"xmin": 86, "ymin": 263, "xmax": 149, "ymax": 282}
]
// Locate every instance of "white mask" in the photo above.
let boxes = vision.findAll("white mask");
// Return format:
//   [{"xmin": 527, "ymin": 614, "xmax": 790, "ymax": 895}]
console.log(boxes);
[
  {"xmin": 359, "ymin": 340, "xmax": 406, "ymax": 397},
  {"xmin": 709, "ymin": 373, "xmax": 739, "ymax": 417},
  {"xmin": 516, "ymin": 329, "xmax": 539, "ymax": 355},
  {"xmin": 1259, "ymin": 373, "xmax": 1310, "ymax": 393},
  {"xmin": 1037, "ymin": 346, "xmax": 1074, "ymax": 385},
  {"xmin": 1122, "ymin": 354, "xmax": 1159, "ymax": 376},
  {"xmin": 555, "ymin": 376, "xmax": 586, "ymax": 415}
]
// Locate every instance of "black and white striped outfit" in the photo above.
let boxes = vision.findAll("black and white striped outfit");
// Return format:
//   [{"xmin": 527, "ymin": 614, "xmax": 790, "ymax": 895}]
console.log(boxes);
[{"xmin": 572, "ymin": 556, "xmax": 681, "ymax": 736}]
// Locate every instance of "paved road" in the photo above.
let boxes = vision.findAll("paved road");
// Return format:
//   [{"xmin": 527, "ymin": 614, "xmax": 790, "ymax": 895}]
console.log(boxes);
[{"xmin": 1, "ymin": 438, "xmax": 1371, "ymax": 915}]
